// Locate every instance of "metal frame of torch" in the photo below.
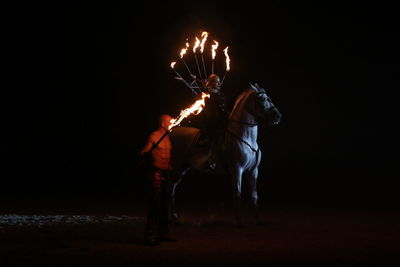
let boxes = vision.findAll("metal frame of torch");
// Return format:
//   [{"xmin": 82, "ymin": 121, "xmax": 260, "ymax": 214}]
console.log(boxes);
[
  {"xmin": 220, "ymin": 70, "xmax": 229, "ymax": 86},
  {"xmin": 171, "ymin": 62, "xmax": 199, "ymax": 95},
  {"xmin": 181, "ymin": 58, "xmax": 203, "ymax": 93},
  {"xmin": 138, "ymin": 127, "xmax": 173, "ymax": 167},
  {"xmin": 181, "ymin": 58, "xmax": 196, "ymax": 79},
  {"xmin": 201, "ymin": 53, "xmax": 207, "ymax": 79},
  {"xmin": 148, "ymin": 128, "xmax": 173, "ymax": 155},
  {"xmin": 193, "ymin": 37, "xmax": 203, "ymax": 80},
  {"xmin": 179, "ymin": 42, "xmax": 203, "ymax": 93},
  {"xmin": 180, "ymin": 42, "xmax": 197, "ymax": 80},
  {"xmin": 194, "ymin": 53, "xmax": 202, "ymax": 80}
]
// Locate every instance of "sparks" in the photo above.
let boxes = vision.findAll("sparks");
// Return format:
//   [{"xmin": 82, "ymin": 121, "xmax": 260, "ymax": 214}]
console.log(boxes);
[
  {"xmin": 200, "ymin": 32, "xmax": 208, "ymax": 53},
  {"xmin": 170, "ymin": 62, "xmax": 176, "ymax": 69},
  {"xmin": 169, "ymin": 92, "xmax": 210, "ymax": 130},
  {"xmin": 223, "ymin": 46, "xmax": 230, "ymax": 71}
]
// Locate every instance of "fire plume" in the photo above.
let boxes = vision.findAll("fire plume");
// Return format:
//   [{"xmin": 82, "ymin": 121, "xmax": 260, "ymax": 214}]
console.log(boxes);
[
  {"xmin": 211, "ymin": 40, "xmax": 219, "ymax": 60},
  {"xmin": 179, "ymin": 47, "xmax": 187, "ymax": 58},
  {"xmin": 200, "ymin": 32, "xmax": 208, "ymax": 53},
  {"xmin": 193, "ymin": 37, "xmax": 201, "ymax": 53},
  {"xmin": 223, "ymin": 46, "xmax": 230, "ymax": 71},
  {"xmin": 180, "ymin": 40, "xmax": 190, "ymax": 58},
  {"xmin": 169, "ymin": 92, "xmax": 210, "ymax": 130}
]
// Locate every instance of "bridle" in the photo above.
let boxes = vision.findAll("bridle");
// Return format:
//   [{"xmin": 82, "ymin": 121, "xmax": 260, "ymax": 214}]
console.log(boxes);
[
  {"xmin": 228, "ymin": 90, "xmax": 268, "ymax": 127},
  {"xmin": 226, "ymin": 89, "xmax": 269, "ymax": 153}
]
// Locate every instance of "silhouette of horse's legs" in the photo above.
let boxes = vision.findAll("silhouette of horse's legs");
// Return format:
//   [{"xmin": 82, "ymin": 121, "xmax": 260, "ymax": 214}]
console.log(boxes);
[
  {"xmin": 246, "ymin": 169, "xmax": 260, "ymax": 223},
  {"xmin": 230, "ymin": 165, "xmax": 244, "ymax": 226},
  {"xmin": 169, "ymin": 180, "xmax": 181, "ymax": 223},
  {"xmin": 169, "ymin": 167, "xmax": 189, "ymax": 224}
]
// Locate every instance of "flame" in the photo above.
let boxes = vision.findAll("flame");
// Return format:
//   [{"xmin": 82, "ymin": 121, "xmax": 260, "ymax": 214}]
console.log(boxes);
[
  {"xmin": 179, "ymin": 47, "xmax": 187, "ymax": 58},
  {"xmin": 193, "ymin": 37, "xmax": 201, "ymax": 53},
  {"xmin": 169, "ymin": 92, "xmax": 210, "ymax": 130},
  {"xmin": 170, "ymin": 62, "xmax": 176, "ymax": 69},
  {"xmin": 223, "ymin": 46, "xmax": 230, "ymax": 71},
  {"xmin": 200, "ymin": 31, "xmax": 208, "ymax": 53},
  {"xmin": 179, "ymin": 39, "xmax": 190, "ymax": 58},
  {"xmin": 211, "ymin": 40, "xmax": 219, "ymax": 60}
]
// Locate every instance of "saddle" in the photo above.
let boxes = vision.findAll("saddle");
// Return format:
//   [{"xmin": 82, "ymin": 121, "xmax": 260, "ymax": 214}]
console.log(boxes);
[{"xmin": 170, "ymin": 126, "xmax": 227, "ymax": 174}]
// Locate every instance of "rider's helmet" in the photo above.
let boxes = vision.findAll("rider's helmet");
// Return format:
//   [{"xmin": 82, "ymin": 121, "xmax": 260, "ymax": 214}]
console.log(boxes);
[{"xmin": 206, "ymin": 74, "xmax": 221, "ymax": 93}]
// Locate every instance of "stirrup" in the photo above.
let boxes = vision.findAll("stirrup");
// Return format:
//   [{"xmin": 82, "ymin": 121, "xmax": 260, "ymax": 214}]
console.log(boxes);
[{"xmin": 207, "ymin": 159, "xmax": 217, "ymax": 170}]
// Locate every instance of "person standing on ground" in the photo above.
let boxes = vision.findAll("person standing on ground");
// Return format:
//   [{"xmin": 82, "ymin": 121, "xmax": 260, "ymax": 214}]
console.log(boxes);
[{"xmin": 140, "ymin": 114, "xmax": 176, "ymax": 246}]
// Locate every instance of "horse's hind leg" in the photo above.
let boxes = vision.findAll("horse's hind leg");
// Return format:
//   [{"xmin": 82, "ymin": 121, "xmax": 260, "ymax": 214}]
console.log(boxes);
[
  {"xmin": 169, "ymin": 167, "xmax": 189, "ymax": 224},
  {"xmin": 169, "ymin": 181, "xmax": 181, "ymax": 223},
  {"xmin": 168, "ymin": 182, "xmax": 182, "ymax": 223}
]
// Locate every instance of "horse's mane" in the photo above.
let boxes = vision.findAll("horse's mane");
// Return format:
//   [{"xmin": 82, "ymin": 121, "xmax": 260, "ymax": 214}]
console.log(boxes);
[{"xmin": 231, "ymin": 88, "xmax": 252, "ymax": 113}]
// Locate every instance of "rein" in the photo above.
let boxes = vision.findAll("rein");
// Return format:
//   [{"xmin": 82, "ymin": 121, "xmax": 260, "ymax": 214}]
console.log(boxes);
[
  {"xmin": 228, "ymin": 119, "xmax": 258, "ymax": 127},
  {"xmin": 226, "ymin": 129, "xmax": 259, "ymax": 153},
  {"xmin": 226, "ymin": 89, "xmax": 269, "ymax": 154}
]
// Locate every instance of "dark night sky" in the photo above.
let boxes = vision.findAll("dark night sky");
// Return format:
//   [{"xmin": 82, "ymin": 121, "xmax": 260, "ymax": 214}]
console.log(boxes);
[{"xmin": 1, "ymin": 1, "xmax": 399, "ymax": 207}]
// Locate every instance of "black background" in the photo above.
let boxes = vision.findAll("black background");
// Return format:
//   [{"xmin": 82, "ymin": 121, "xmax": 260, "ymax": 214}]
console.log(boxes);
[{"xmin": 1, "ymin": 1, "xmax": 399, "ymax": 209}]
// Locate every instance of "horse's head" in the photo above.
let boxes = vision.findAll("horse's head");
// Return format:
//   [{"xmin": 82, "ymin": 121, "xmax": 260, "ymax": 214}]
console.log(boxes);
[{"xmin": 249, "ymin": 83, "xmax": 282, "ymax": 126}]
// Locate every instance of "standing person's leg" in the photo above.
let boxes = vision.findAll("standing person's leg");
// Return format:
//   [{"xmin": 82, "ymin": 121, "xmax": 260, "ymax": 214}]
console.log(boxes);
[
  {"xmin": 144, "ymin": 170, "xmax": 163, "ymax": 245},
  {"xmin": 158, "ymin": 171, "xmax": 175, "ymax": 241}
]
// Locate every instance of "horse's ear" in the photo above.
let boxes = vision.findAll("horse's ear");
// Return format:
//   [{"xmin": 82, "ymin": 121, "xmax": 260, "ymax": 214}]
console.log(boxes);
[{"xmin": 249, "ymin": 83, "xmax": 258, "ymax": 91}]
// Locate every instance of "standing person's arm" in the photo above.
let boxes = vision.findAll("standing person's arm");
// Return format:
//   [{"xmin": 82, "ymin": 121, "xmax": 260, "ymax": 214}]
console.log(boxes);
[{"xmin": 140, "ymin": 133, "xmax": 156, "ymax": 155}]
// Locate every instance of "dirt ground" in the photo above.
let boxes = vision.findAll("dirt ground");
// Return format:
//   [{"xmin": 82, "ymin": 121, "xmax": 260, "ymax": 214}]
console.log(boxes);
[{"xmin": 1, "ymin": 201, "xmax": 399, "ymax": 266}]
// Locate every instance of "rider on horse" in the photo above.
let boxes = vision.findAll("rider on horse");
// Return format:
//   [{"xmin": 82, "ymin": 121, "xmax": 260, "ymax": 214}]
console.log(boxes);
[
  {"xmin": 195, "ymin": 74, "xmax": 229, "ymax": 169},
  {"xmin": 200, "ymin": 74, "xmax": 227, "ymax": 140}
]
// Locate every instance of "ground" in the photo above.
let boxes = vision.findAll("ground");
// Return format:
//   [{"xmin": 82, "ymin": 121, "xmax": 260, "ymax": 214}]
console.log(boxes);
[{"xmin": 0, "ymin": 199, "xmax": 399, "ymax": 266}]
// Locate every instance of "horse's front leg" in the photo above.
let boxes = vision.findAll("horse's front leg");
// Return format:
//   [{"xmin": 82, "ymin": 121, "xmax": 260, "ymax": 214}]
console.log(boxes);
[
  {"xmin": 246, "ymin": 167, "xmax": 260, "ymax": 224},
  {"xmin": 229, "ymin": 165, "xmax": 244, "ymax": 226}
]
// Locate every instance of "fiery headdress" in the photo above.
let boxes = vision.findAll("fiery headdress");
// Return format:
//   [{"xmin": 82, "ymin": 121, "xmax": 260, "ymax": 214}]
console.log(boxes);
[
  {"xmin": 142, "ymin": 32, "xmax": 231, "ymax": 152},
  {"xmin": 170, "ymin": 31, "xmax": 231, "ymax": 94},
  {"xmin": 168, "ymin": 31, "xmax": 231, "ymax": 129}
]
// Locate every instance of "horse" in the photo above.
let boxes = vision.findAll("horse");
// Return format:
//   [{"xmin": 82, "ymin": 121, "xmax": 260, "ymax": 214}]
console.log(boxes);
[{"xmin": 169, "ymin": 83, "xmax": 282, "ymax": 224}]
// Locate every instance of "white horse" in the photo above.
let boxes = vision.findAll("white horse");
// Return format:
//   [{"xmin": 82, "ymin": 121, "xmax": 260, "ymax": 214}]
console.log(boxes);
[{"xmin": 169, "ymin": 83, "xmax": 281, "ymax": 224}]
